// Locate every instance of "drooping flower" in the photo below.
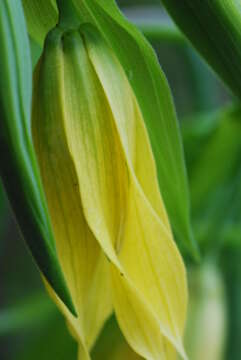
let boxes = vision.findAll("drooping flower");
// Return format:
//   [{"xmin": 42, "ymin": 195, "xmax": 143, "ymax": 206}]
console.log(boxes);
[{"xmin": 32, "ymin": 24, "xmax": 188, "ymax": 360}]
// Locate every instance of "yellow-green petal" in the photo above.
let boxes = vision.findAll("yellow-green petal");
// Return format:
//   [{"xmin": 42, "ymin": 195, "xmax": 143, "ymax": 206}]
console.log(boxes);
[
  {"xmin": 32, "ymin": 29, "xmax": 112, "ymax": 355},
  {"xmin": 60, "ymin": 27, "xmax": 188, "ymax": 359},
  {"xmin": 111, "ymin": 266, "xmax": 179, "ymax": 360}
]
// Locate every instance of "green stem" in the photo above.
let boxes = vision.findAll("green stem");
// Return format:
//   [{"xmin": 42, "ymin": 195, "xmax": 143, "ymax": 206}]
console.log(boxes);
[{"xmin": 56, "ymin": 0, "xmax": 80, "ymax": 30}]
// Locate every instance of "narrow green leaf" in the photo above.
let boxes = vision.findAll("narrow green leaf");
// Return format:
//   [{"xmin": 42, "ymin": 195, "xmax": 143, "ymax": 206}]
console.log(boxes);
[
  {"xmin": 71, "ymin": 0, "xmax": 199, "ymax": 259},
  {"xmin": 0, "ymin": 0, "xmax": 76, "ymax": 315},
  {"xmin": 161, "ymin": 0, "xmax": 241, "ymax": 99}
]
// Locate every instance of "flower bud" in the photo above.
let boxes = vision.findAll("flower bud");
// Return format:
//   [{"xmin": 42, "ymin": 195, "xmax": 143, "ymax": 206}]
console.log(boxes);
[{"xmin": 32, "ymin": 24, "xmax": 188, "ymax": 359}]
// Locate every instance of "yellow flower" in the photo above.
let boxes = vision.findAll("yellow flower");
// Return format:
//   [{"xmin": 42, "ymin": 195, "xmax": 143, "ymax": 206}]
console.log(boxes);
[{"xmin": 32, "ymin": 24, "xmax": 188, "ymax": 360}]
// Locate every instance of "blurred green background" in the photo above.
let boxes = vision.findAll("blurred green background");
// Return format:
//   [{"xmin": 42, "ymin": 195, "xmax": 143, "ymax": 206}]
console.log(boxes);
[{"xmin": 1, "ymin": 1, "xmax": 241, "ymax": 359}]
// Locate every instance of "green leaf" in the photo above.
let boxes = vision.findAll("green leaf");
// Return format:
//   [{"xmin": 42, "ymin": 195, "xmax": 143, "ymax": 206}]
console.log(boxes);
[
  {"xmin": 0, "ymin": 0, "xmax": 75, "ymax": 315},
  {"xmin": 22, "ymin": 0, "xmax": 58, "ymax": 47},
  {"xmin": 71, "ymin": 0, "xmax": 198, "ymax": 258},
  {"xmin": 29, "ymin": 37, "xmax": 42, "ymax": 69},
  {"xmin": 161, "ymin": 0, "xmax": 241, "ymax": 99},
  {"xmin": 182, "ymin": 105, "xmax": 241, "ymax": 253}
]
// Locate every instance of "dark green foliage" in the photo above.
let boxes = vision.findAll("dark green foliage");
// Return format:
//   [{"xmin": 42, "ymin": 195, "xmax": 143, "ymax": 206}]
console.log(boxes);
[{"xmin": 161, "ymin": 0, "xmax": 241, "ymax": 99}]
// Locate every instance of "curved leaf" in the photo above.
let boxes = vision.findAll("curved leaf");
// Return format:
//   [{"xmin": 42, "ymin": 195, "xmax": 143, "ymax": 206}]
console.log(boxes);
[
  {"xmin": 0, "ymin": 0, "xmax": 75, "ymax": 315},
  {"xmin": 161, "ymin": 0, "xmax": 241, "ymax": 99},
  {"xmin": 22, "ymin": 0, "xmax": 58, "ymax": 46}
]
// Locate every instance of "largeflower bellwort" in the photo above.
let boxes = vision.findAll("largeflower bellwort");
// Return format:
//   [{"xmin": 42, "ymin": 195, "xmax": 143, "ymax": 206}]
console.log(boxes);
[{"xmin": 32, "ymin": 24, "xmax": 188, "ymax": 360}]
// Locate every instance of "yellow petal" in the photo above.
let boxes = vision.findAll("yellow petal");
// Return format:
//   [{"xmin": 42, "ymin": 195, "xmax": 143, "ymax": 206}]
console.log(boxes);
[
  {"xmin": 85, "ymin": 29, "xmax": 188, "ymax": 355},
  {"xmin": 111, "ymin": 266, "xmax": 179, "ymax": 360},
  {"xmin": 61, "ymin": 31, "xmax": 128, "ymax": 264},
  {"xmin": 32, "ymin": 31, "xmax": 112, "ymax": 355},
  {"xmin": 60, "ymin": 28, "xmax": 188, "ymax": 359},
  {"xmin": 84, "ymin": 28, "xmax": 171, "ymax": 232}
]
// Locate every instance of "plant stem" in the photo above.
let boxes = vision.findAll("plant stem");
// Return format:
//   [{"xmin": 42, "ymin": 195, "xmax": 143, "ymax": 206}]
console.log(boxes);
[{"xmin": 56, "ymin": 0, "xmax": 80, "ymax": 30}]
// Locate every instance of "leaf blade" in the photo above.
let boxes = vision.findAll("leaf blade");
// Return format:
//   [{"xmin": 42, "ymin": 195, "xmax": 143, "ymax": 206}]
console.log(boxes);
[
  {"xmin": 161, "ymin": 0, "xmax": 241, "ymax": 99},
  {"xmin": 0, "ymin": 0, "xmax": 75, "ymax": 315}
]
